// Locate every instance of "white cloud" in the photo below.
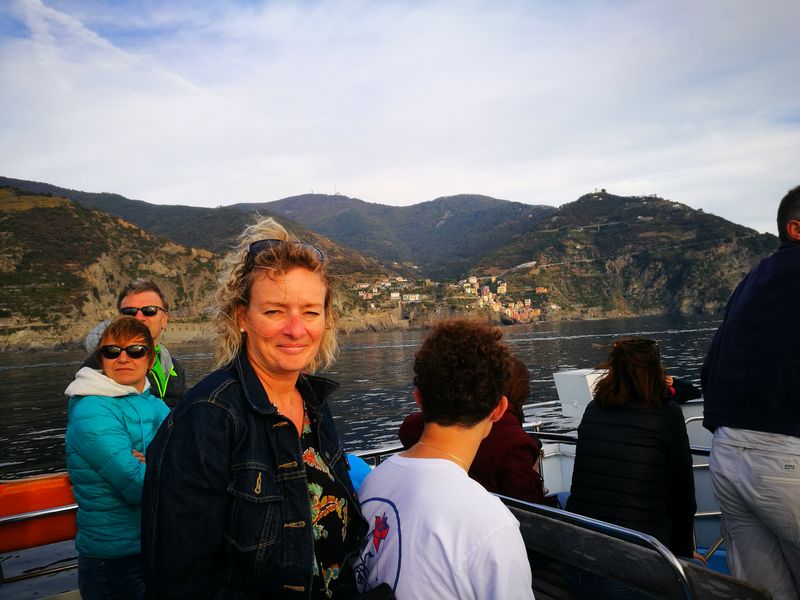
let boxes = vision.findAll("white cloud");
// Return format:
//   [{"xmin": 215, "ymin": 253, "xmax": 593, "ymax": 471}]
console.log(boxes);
[{"xmin": 1, "ymin": 0, "xmax": 799, "ymax": 232}]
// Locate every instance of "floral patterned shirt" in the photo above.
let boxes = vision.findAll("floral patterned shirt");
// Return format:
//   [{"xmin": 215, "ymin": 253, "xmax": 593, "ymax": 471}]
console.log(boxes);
[{"xmin": 302, "ymin": 411, "xmax": 350, "ymax": 598}]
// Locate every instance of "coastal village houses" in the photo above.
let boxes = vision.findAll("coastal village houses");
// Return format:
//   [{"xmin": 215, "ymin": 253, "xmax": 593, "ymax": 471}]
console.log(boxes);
[{"xmin": 350, "ymin": 272, "xmax": 550, "ymax": 324}]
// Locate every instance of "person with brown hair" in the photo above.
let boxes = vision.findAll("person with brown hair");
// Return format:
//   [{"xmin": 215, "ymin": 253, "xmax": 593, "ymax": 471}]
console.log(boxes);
[
  {"xmin": 399, "ymin": 356, "xmax": 551, "ymax": 504},
  {"xmin": 141, "ymin": 217, "xmax": 368, "ymax": 599},
  {"xmin": 66, "ymin": 316, "xmax": 169, "ymax": 599},
  {"xmin": 565, "ymin": 337, "xmax": 699, "ymax": 599},
  {"xmin": 353, "ymin": 319, "xmax": 534, "ymax": 599}
]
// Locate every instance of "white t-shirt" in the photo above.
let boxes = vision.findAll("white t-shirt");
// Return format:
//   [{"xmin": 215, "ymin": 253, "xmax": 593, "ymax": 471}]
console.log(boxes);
[{"xmin": 353, "ymin": 454, "xmax": 535, "ymax": 600}]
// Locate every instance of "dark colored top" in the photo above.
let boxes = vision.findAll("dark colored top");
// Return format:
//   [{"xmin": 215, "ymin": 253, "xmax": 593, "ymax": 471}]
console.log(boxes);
[
  {"xmin": 141, "ymin": 351, "xmax": 368, "ymax": 599},
  {"xmin": 83, "ymin": 345, "xmax": 185, "ymax": 408},
  {"xmin": 668, "ymin": 377, "xmax": 701, "ymax": 405},
  {"xmin": 300, "ymin": 411, "xmax": 350, "ymax": 599},
  {"xmin": 702, "ymin": 241, "xmax": 800, "ymax": 436},
  {"xmin": 566, "ymin": 399, "xmax": 696, "ymax": 557},
  {"xmin": 399, "ymin": 409, "xmax": 554, "ymax": 505}
]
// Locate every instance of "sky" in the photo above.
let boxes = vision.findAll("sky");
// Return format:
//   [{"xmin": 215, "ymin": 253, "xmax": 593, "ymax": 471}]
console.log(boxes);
[{"xmin": 1, "ymin": 0, "xmax": 799, "ymax": 235}]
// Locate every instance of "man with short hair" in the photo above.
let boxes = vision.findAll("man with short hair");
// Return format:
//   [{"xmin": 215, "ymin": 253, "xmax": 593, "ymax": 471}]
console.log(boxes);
[
  {"xmin": 702, "ymin": 185, "xmax": 800, "ymax": 600},
  {"xmin": 83, "ymin": 280, "xmax": 185, "ymax": 407},
  {"xmin": 353, "ymin": 319, "xmax": 534, "ymax": 599}
]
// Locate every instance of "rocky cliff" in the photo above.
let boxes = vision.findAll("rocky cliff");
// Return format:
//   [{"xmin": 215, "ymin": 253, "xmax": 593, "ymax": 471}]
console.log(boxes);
[{"xmin": 0, "ymin": 188, "xmax": 219, "ymax": 349}]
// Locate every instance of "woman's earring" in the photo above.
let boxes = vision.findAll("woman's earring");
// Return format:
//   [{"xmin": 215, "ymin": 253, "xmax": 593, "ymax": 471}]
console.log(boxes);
[{"xmin": 240, "ymin": 328, "xmax": 245, "ymax": 333}]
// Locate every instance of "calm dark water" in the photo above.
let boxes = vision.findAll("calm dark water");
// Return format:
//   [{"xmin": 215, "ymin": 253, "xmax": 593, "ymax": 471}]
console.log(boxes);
[{"xmin": 0, "ymin": 313, "xmax": 721, "ymax": 479}]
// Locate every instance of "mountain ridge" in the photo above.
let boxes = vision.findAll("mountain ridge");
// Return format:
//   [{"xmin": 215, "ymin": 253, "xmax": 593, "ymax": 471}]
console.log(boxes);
[
  {"xmin": 249, "ymin": 192, "xmax": 557, "ymax": 278},
  {"xmin": 0, "ymin": 177, "xmax": 780, "ymax": 349},
  {"xmin": 0, "ymin": 176, "xmax": 557, "ymax": 278}
]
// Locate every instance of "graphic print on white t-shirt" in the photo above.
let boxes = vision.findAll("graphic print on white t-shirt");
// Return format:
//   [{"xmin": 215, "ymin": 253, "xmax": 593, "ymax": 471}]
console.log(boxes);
[{"xmin": 353, "ymin": 496, "xmax": 402, "ymax": 593}]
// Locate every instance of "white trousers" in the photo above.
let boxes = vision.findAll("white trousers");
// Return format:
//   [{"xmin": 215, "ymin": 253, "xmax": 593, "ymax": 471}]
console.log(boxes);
[{"xmin": 709, "ymin": 428, "xmax": 800, "ymax": 600}]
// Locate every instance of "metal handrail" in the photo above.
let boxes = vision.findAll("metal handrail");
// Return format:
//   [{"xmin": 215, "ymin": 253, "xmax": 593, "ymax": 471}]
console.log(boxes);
[
  {"xmin": 352, "ymin": 431, "xmax": 714, "ymax": 460},
  {"xmin": 350, "ymin": 427, "xmax": 574, "ymax": 465},
  {"xmin": 695, "ymin": 511, "xmax": 721, "ymax": 519},
  {"xmin": 352, "ymin": 444, "xmax": 404, "ymax": 466},
  {"xmin": 0, "ymin": 500, "xmax": 79, "ymax": 585},
  {"xmin": 0, "ymin": 503, "xmax": 78, "ymax": 526},
  {"xmin": 703, "ymin": 537, "xmax": 725, "ymax": 561},
  {"xmin": 525, "ymin": 430, "xmax": 577, "ymax": 443}
]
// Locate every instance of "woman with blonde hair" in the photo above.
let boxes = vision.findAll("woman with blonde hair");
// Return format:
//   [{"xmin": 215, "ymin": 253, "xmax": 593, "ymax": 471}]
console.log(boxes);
[{"xmin": 142, "ymin": 217, "xmax": 368, "ymax": 599}]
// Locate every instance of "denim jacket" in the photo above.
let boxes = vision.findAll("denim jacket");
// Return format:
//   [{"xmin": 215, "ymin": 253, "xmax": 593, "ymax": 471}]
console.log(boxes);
[{"xmin": 141, "ymin": 351, "xmax": 367, "ymax": 599}]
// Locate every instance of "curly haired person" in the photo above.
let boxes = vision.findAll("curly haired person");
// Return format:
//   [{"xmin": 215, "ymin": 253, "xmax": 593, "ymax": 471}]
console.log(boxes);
[
  {"xmin": 399, "ymin": 355, "xmax": 552, "ymax": 505},
  {"xmin": 352, "ymin": 319, "xmax": 534, "ymax": 600}
]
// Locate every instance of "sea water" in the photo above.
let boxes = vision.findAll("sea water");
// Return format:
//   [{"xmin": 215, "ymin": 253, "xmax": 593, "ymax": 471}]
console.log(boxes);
[{"xmin": 0, "ymin": 313, "xmax": 721, "ymax": 480}]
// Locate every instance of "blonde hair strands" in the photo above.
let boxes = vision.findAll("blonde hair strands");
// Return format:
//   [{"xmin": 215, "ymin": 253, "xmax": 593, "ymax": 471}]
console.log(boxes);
[{"xmin": 212, "ymin": 216, "xmax": 338, "ymax": 370}]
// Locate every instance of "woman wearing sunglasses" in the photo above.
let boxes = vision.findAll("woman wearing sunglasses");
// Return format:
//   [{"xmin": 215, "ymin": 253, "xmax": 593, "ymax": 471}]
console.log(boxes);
[
  {"xmin": 65, "ymin": 316, "xmax": 170, "ymax": 600},
  {"xmin": 142, "ymin": 217, "xmax": 369, "ymax": 599},
  {"xmin": 563, "ymin": 337, "xmax": 701, "ymax": 599}
]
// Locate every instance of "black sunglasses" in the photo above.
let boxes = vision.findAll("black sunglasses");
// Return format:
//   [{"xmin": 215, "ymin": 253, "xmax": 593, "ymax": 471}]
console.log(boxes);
[
  {"xmin": 119, "ymin": 305, "xmax": 164, "ymax": 317},
  {"xmin": 247, "ymin": 239, "xmax": 325, "ymax": 262},
  {"xmin": 100, "ymin": 344, "xmax": 150, "ymax": 360}
]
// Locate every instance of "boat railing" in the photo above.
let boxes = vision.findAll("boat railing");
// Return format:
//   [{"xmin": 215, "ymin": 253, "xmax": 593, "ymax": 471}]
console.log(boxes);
[
  {"xmin": 0, "ymin": 473, "xmax": 79, "ymax": 586},
  {"xmin": 350, "ymin": 429, "xmax": 580, "ymax": 464},
  {"xmin": 351, "ymin": 444, "xmax": 404, "ymax": 466},
  {"xmin": 0, "ymin": 503, "xmax": 78, "ymax": 528},
  {"xmin": 0, "ymin": 500, "xmax": 79, "ymax": 585}
]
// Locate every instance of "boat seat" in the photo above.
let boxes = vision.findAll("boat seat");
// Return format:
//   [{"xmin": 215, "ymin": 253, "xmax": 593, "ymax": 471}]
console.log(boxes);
[
  {"xmin": 500, "ymin": 496, "xmax": 772, "ymax": 600},
  {"xmin": 680, "ymin": 561, "xmax": 773, "ymax": 600},
  {"xmin": 527, "ymin": 557, "xmax": 576, "ymax": 600}
]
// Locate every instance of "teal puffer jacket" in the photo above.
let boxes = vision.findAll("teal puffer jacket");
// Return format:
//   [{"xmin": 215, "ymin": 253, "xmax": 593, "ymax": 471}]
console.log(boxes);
[{"xmin": 65, "ymin": 367, "xmax": 170, "ymax": 557}]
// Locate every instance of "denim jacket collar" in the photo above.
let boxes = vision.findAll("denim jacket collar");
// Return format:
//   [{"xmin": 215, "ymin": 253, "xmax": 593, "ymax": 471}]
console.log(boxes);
[{"xmin": 233, "ymin": 349, "xmax": 340, "ymax": 419}]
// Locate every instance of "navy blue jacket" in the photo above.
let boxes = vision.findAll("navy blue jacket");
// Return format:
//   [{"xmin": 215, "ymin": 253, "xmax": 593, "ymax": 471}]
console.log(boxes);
[
  {"xmin": 141, "ymin": 351, "xmax": 367, "ymax": 599},
  {"xmin": 702, "ymin": 241, "xmax": 800, "ymax": 436}
]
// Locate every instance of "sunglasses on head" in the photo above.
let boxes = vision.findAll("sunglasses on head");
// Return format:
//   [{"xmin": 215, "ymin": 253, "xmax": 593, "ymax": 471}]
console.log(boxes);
[
  {"xmin": 613, "ymin": 338, "xmax": 661, "ymax": 359},
  {"xmin": 247, "ymin": 239, "xmax": 325, "ymax": 262},
  {"xmin": 613, "ymin": 338, "xmax": 658, "ymax": 348},
  {"xmin": 119, "ymin": 305, "xmax": 164, "ymax": 317},
  {"xmin": 100, "ymin": 344, "xmax": 150, "ymax": 360}
]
